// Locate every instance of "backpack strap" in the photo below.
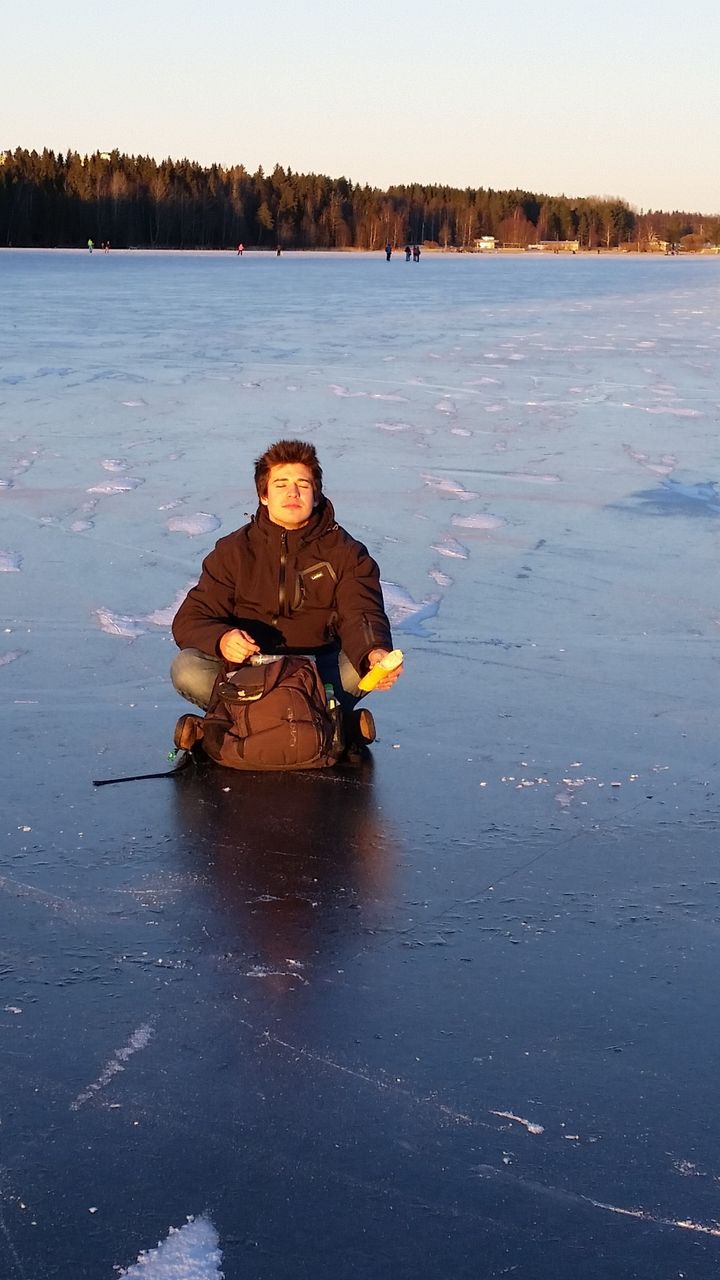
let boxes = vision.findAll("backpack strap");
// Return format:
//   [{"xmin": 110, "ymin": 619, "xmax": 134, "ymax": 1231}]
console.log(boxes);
[{"xmin": 93, "ymin": 749, "xmax": 197, "ymax": 787}]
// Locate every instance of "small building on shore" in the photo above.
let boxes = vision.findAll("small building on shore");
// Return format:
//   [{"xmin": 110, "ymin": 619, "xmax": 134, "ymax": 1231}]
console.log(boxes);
[{"xmin": 473, "ymin": 236, "xmax": 496, "ymax": 252}]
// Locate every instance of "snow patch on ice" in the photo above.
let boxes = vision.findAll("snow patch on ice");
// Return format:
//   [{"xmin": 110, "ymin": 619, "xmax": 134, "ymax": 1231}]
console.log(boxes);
[
  {"xmin": 623, "ymin": 445, "xmax": 677, "ymax": 477},
  {"xmin": 430, "ymin": 537, "xmax": 470, "ymax": 560},
  {"xmin": 87, "ymin": 478, "xmax": 144, "ymax": 494},
  {"xmin": 621, "ymin": 402, "xmax": 702, "ymax": 418},
  {"xmin": 142, "ymin": 585, "xmax": 195, "ymax": 627},
  {"xmin": 100, "ymin": 458, "xmax": 128, "ymax": 472},
  {"xmin": 428, "ymin": 568, "xmax": 453, "ymax": 587},
  {"xmin": 501, "ymin": 472, "xmax": 560, "ymax": 485},
  {"xmin": 381, "ymin": 580, "xmax": 441, "ymax": 635},
  {"xmin": 422, "ymin": 474, "xmax": 478, "ymax": 501},
  {"xmin": 0, "ymin": 650, "xmax": 25, "ymax": 667},
  {"xmin": 95, "ymin": 608, "xmax": 146, "ymax": 638},
  {"xmin": 118, "ymin": 1215, "xmax": 223, "ymax": 1279},
  {"xmin": 330, "ymin": 384, "xmax": 367, "ymax": 398},
  {"xmin": 491, "ymin": 1110, "xmax": 544, "ymax": 1135},
  {"xmin": 94, "ymin": 586, "xmax": 193, "ymax": 636},
  {"xmin": 451, "ymin": 513, "xmax": 505, "ymax": 530},
  {"xmin": 376, "ymin": 420, "xmax": 412, "ymax": 432},
  {"xmin": 166, "ymin": 513, "xmax": 222, "ymax": 536},
  {"xmin": 0, "ymin": 550, "xmax": 22, "ymax": 572},
  {"xmin": 71, "ymin": 1021, "xmax": 154, "ymax": 1110}
]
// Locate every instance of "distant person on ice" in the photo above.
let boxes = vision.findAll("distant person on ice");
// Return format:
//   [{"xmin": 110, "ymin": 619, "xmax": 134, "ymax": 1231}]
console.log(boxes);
[
  {"xmin": 171, "ymin": 439, "xmax": 403, "ymax": 750},
  {"xmin": 385, "ymin": 242, "xmax": 393, "ymax": 261}
]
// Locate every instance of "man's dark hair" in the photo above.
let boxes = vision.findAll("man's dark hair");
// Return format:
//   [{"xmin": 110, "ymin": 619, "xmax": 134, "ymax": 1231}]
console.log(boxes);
[{"xmin": 254, "ymin": 440, "xmax": 323, "ymax": 499}]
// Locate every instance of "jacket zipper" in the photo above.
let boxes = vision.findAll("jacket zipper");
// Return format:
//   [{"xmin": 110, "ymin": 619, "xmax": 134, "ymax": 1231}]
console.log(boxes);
[{"xmin": 278, "ymin": 530, "xmax": 288, "ymax": 617}]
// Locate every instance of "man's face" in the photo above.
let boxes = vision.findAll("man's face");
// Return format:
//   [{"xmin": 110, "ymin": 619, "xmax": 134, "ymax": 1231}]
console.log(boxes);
[{"xmin": 261, "ymin": 462, "xmax": 317, "ymax": 530}]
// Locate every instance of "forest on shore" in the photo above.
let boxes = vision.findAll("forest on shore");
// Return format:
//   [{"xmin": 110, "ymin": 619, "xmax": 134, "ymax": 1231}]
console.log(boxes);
[{"xmin": 2, "ymin": 147, "xmax": 718, "ymax": 252}]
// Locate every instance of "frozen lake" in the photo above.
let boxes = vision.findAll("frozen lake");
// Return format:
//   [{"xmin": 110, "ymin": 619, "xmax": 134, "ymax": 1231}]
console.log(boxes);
[{"xmin": 2, "ymin": 249, "xmax": 720, "ymax": 1277}]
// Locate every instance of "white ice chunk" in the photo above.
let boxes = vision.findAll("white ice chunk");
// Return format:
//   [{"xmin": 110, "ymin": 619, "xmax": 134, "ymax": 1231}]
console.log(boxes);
[
  {"xmin": 118, "ymin": 1215, "xmax": 223, "ymax": 1279},
  {"xmin": 0, "ymin": 550, "xmax": 22, "ymax": 572}
]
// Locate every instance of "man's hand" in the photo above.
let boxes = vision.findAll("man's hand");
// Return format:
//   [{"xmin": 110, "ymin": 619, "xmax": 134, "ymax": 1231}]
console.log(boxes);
[
  {"xmin": 219, "ymin": 628, "xmax": 261, "ymax": 664},
  {"xmin": 366, "ymin": 648, "xmax": 403, "ymax": 691}
]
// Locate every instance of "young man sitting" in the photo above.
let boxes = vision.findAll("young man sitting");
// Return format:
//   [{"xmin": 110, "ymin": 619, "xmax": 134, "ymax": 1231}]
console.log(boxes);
[{"xmin": 170, "ymin": 439, "xmax": 403, "ymax": 752}]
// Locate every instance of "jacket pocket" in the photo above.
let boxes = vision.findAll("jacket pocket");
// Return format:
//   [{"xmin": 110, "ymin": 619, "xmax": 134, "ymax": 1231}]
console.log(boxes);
[{"xmin": 292, "ymin": 561, "xmax": 338, "ymax": 611}]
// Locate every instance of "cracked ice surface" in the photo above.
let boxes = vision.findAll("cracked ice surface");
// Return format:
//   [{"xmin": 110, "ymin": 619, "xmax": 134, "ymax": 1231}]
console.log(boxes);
[
  {"xmin": 3, "ymin": 247, "xmax": 720, "ymax": 753},
  {"xmin": 3, "ymin": 250, "xmax": 720, "ymax": 1280}
]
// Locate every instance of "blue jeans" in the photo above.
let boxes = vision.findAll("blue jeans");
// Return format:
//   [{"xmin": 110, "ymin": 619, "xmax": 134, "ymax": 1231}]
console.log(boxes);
[{"xmin": 170, "ymin": 648, "xmax": 363, "ymax": 713}]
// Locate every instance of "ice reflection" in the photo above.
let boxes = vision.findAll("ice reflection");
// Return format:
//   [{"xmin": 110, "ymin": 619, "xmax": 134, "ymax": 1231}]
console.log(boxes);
[{"xmin": 171, "ymin": 760, "xmax": 396, "ymax": 980}]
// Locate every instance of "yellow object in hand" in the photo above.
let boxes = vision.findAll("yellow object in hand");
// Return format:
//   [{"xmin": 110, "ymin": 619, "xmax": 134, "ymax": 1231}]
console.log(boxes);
[{"xmin": 357, "ymin": 649, "xmax": 404, "ymax": 693}]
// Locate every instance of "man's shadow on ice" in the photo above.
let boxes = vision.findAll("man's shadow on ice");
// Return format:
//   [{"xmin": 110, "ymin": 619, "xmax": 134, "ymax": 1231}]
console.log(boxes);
[{"xmin": 170, "ymin": 758, "xmax": 396, "ymax": 971}]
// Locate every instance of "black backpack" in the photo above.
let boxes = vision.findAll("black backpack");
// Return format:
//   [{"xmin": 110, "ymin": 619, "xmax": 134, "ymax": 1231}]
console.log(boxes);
[{"xmin": 200, "ymin": 656, "xmax": 344, "ymax": 771}]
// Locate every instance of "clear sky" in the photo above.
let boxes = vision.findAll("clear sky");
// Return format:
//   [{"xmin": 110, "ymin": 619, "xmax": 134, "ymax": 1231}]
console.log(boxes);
[{"xmin": 4, "ymin": 0, "xmax": 719, "ymax": 213}]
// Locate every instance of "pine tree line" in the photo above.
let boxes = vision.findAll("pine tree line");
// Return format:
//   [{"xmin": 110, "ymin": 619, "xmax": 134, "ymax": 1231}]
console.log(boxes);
[{"xmin": 1, "ymin": 147, "xmax": 717, "ymax": 251}]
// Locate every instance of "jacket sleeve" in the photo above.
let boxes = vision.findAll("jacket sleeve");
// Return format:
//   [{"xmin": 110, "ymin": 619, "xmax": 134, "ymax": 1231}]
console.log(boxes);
[
  {"xmin": 334, "ymin": 542, "xmax": 393, "ymax": 673},
  {"xmin": 172, "ymin": 537, "xmax": 239, "ymax": 656}
]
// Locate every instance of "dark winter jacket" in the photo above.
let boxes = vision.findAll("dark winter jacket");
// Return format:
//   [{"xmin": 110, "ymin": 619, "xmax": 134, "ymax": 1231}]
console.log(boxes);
[{"xmin": 172, "ymin": 498, "xmax": 393, "ymax": 674}]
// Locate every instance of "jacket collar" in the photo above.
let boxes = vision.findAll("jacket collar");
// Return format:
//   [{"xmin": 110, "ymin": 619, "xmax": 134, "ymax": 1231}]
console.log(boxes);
[{"xmin": 253, "ymin": 495, "xmax": 336, "ymax": 545}]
